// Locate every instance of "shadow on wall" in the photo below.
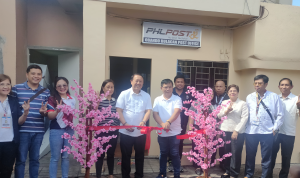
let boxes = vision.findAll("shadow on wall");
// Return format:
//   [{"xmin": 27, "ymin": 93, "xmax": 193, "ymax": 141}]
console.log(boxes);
[{"xmin": 0, "ymin": 35, "xmax": 5, "ymax": 74}]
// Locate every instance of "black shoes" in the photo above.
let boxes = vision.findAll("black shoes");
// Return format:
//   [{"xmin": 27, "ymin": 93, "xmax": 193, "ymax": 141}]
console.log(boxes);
[
  {"xmin": 195, "ymin": 168, "xmax": 203, "ymax": 175},
  {"xmin": 221, "ymin": 174, "xmax": 230, "ymax": 178}
]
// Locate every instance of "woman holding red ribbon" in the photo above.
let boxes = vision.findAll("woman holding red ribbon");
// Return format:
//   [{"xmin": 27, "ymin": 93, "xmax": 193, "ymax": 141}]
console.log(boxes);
[
  {"xmin": 47, "ymin": 77, "xmax": 76, "ymax": 178},
  {"xmin": 95, "ymin": 79, "xmax": 119, "ymax": 178}
]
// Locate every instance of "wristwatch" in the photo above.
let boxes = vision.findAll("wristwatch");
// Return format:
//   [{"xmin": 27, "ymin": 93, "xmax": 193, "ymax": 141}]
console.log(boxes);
[
  {"xmin": 166, "ymin": 120, "xmax": 171, "ymax": 125},
  {"xmin": 142, "ymin": 120, "xmax": 146, "ymax": 124}
]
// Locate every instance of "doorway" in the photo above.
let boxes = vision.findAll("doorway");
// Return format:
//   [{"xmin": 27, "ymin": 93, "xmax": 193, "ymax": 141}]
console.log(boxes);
[
  {"xmin": 110, "ymin": 56, "xmax": 151, "ymax": 156},
  {"xmin": 28, "ymin": 48, "xmax": 80, "ymax": 158},
  {"xmin": 110, "ymin": 56, "xmax": 151, "ymax": 98}
]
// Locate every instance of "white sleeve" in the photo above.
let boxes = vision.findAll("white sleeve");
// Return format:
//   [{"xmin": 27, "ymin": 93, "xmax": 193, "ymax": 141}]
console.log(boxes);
[
  {"xmin": 116, "ymin": 92, "xmax": 125, "ymax": 109},
  {"xmin": 153, "ymin": 98, "xmax": 159, "ymax": 112},
  {"xmin": 146, "ymin": 95, "xmax": 152, "ymax": 110},
  {"xmin": 174, "ymin": 98, "xmax": 182, "ymax": 109},
  {"xmin": 273, "ymin": 95, "xmax": 284, "ymax": 131},
  {"xmin": 234, "ymin": 102, "xmax": 249, "ymax": 133}
]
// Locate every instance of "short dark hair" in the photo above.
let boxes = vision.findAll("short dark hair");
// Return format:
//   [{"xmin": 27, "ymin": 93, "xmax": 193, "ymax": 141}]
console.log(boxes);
[
  {"xmin": 254, "ymin": 74, "xmax": 269, "ymax": 83},
  {"xmin": 161, "ymin": 79, "xmax": 173, "ymax": 87},
  {"xmin": 26, "ymin": 65, "xmax": 42, "ymax": 73},
  {"xmin": 174, "ymin": 73, "xmax": 185, "ymax": 83},
  {"xmin": 227, "ymin": 84, "xmax": 239, "ymax": 93},
  {"xmin": 279, "ymin": 78, "xmax": 293, "ymax": 86},
  {"xmin": 130, "ymin": 73, "xmax": 144, "ymax": 81}
]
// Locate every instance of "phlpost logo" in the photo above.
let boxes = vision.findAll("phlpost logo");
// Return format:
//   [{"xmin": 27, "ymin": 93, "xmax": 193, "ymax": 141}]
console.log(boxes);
[{"xmin": 145, "ymin": 28, "xmax": 199, "ymax": 39}]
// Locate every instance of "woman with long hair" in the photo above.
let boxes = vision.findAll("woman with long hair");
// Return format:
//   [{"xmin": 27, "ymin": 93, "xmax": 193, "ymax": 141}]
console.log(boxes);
[
  {"xmin": 47, "ymin": 77, "xmax": 76, "ymax": 178},
  {"xmin": 0, "ymin": 74, "xmax": 29, "ymax": 178},
  {"xmin": 95, "ymin": 79, "xmax": 119, "ymax": 178}
]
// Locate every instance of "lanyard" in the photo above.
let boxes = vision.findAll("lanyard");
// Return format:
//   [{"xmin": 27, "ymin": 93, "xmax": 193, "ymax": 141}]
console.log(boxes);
[
  {"xmin": 0, "ymin": 100, "xmax": 8, "ymax": 117},
  {"xmin": 216, "ymin": 95, "xmax": 225, "ymax": 106},
  {"xmin": 256, "ymin": 92, "xmax": 265, "ymax": 117}
]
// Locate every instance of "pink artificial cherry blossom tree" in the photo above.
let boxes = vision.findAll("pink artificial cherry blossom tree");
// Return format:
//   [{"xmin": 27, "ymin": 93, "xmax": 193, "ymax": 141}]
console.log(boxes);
[
  {"xmin": 58, "ymin": 81, "xmax": 118, "ymax": 178},
  {"xmin": 183, "ymin": 87, "xmax": 232, "ymax": 178}
]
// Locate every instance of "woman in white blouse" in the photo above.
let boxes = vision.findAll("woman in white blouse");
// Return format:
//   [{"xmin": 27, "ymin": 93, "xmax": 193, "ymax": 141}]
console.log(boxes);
[{"xmin": 218, "ymin": 84, "xmax": 248, "ymax": 178}]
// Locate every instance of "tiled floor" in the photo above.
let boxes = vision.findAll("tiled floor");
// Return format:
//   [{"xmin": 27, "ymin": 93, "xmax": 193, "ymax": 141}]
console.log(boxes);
[{"xmin": 13, "ymin": 153, "xmax": 298, "ymax": 178}]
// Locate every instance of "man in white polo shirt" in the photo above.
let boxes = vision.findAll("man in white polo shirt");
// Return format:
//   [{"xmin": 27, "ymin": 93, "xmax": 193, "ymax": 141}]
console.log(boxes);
[
  {"xmin": 153, "ymin": 79, "xmax": 182, "ymax": 178},
  {"xmin": 116, "ymin": 73, "xmax": 152, "ymax": 178},
  {"xmin": 269, "ymin": 78, "xmax": 300, "ymax": 178}
]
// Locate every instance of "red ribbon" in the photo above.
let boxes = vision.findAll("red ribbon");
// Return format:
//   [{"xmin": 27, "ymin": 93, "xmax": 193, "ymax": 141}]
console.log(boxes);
[
  {"xmin": 176, "ymin": 129, "xmax": 206, "ymax": 140},
  {"xmin": 87, "ymin": 126, "xmax": 166, "ymax": 150}
]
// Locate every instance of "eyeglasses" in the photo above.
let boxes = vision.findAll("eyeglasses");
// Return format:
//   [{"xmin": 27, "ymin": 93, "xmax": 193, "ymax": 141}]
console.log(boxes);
[
  {"xmin": 162, "ymin": 86, "xmax": 173, "ymax": 89},
  {"xmin": 56, "ymin": 84, "xmax": 68, "ymax": 88},
  {"xmin": 0, "ymin": 83, "xmax": 11, "ymax": 88},
  {"xmin": 253, "ymin": 82, "xmax": 264, "ymax": 86}
]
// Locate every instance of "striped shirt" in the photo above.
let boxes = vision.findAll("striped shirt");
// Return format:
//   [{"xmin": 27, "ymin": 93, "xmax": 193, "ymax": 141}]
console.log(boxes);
[
  {"xmin": 12, "ymin": 81, "xmax": 54, "ymax": 133},
  {"xmin": 97, "ymin": 97, "xmax": 120, "ymax": 126}
]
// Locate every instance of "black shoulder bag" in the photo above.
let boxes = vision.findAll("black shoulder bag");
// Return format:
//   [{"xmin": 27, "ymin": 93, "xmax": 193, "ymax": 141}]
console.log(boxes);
[
  {"xmin": 20, "ymin": 88, "xmax": 47, "ymax": 107},
  {"xmin": 258, "ymin": 94, "xmax": 279, "ymax": 141}
]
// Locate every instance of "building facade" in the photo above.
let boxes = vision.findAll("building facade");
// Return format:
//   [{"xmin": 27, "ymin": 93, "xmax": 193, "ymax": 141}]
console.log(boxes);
[{"xmin": 0, "ymin": 0, "xmax": 300, "ymax": 165}]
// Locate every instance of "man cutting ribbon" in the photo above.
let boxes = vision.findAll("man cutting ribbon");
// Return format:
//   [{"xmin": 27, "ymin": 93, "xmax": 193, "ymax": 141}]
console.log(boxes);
[{"xmin": 153, "ymin": 79, "xmax": 182, "ymax": 178}]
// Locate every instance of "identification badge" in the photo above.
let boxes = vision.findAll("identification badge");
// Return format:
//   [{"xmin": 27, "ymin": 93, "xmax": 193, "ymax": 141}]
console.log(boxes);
[
  {"xmin": 1, "ymin": 117, "xmax": 11, "ymax": 128},
  {"xmin": 251, "ymin": 119, "xmax": 261, "ymax": 126}
]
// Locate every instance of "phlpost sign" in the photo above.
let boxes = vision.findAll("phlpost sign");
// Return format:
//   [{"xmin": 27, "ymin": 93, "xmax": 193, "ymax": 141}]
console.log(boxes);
[{"xmin": 142, "ymin": 22, "xmax": 201, "ymax": 48}]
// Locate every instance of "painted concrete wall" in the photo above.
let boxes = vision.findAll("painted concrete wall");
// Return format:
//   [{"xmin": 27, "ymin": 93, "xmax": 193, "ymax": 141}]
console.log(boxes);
[
  {"xmin": 0, "ymin": 0, "xmax": 17, "ymax": 84},
  {"xmin": 16, "ymin": 0, "xmax": 28, "ymax": 83},
  {"xmin": 26, "ymin": 0, "xmax": 83, "ymax": 85},
  {"xmin": 104, "ymin": 9, "xmax": 238, "ymax": 157},
  {"xmin": 233, "ymin": 3, "xmax": 300, "ymax": 71}
]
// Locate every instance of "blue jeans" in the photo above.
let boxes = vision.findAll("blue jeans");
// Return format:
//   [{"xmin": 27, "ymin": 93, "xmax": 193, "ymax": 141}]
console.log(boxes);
[
  {"xmin": 158, "ymin": 135, "xmax": 181, "ymax": 178},
  {"xmin": 15, "ymin": 132, "xmax": 44, "ymax": 178},
  {"xmin": 49, "ymin": 128, "xmax": 74, "ymax": 178},
  {"xmin": 245, "ymin": 134, "xmax": 273, "ymax": 178}
]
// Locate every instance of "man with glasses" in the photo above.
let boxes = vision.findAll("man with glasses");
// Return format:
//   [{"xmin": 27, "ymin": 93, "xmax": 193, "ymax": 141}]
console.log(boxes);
[{"xmin": 244, "ymin": 75, "xmax": 284, "ymax": 178}]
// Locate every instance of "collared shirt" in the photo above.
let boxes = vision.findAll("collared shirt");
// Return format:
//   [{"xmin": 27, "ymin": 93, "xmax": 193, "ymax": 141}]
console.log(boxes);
[
  {"xmin": 0, "ymin": 98, "xmax": 14, "ymax": 142},
  {"xmin": 12, "ymin": 81, "xmax": 54, "ymax": 133},
  {"xmin": 218, "ymin": 98, "xmax": 249, "ymax": 133},
  {"xmin": 153, "ymin": 94, "xmax": 182, "ymax": 137},
  {"xmin": 116, "ymin": 88, "xmax": 152, "ymax": 137},
  {"xmin": 98, "ymin": 97, "xmax": 119, "ymax": 126},
  {"xmin": 245, "ymin": 91, "xmax": 284, "ymax": 134},
  {"xmin": 279, "ymin": 93, "xmax": 299, "ymax": 136},
  {"xmin": 48, "ymin": 95, "xmax": 76, "ymax": 129},
  {"xmin": 172, "ymin": 88, "xmax": 192, "ymax": 122}
]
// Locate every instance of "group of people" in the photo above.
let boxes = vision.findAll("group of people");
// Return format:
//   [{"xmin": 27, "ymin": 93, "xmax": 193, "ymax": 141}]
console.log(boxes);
[
  {"xmin": 189, "ymin": 75, "xmax": 300, "ymax": 178},
  {"xmin": 0, "ymin": 64, "xmax": 299, "ymax": 178}
]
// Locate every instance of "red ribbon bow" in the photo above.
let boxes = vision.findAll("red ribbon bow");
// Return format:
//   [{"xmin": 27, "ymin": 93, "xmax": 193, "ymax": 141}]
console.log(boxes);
[
  {"xmin": 176, "ymin": 129, "xmax": 206, "ymax": 140},
  {"xmin": 87, "ymin": 126, "xmax": 166, "ymax": 150}
]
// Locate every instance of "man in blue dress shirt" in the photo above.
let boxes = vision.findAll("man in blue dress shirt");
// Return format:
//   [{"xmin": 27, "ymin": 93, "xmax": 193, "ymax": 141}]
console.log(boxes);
[{"xmin": 244, "ymin": 74, "xmax": 284, "ymax": 178}]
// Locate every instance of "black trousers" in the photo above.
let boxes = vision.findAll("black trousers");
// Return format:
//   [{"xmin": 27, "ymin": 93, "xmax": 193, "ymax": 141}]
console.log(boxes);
[
  {"xmin": 269, "ymin": 134, "xmax": 295, "ymax": 178},
  {"xmin": 222, "ymin": 132, "xmax": 245, "ymax": 177},
  {"xmin": 179, "ymin": 117, "xmax": 189, "ymax": 159},
  {"xmin": 95, "ymin": 130, "xmax": 119, "ymax": 177},
  {"xmin": 211, "ymin": 134, "xmax": 225, "ymax": 167},
  {"xmin": 0, "ymin": 141, "xmax": 18, "ymax": 178},
  {"xmin": 120, "ymin": 133, "xmax": 146, "ymax": 178}
]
